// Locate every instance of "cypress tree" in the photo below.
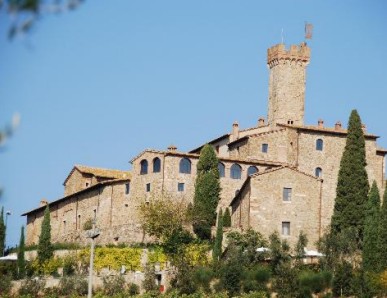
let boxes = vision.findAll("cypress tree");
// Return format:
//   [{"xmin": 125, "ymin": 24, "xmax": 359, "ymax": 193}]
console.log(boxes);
[
  {"xmin": 212, "ymin": 209, "xmax": 223, "ymax": 262},
  {"xmin": 0, "ymin": 207, "xmax": 5, "ymax": 255},
  {"xmin": 18, "ymin": 226, "xmax": 26, "ymax": 278},
  {"xmin": 222, "ymin": 207, "xmax": 231, "ymax": 228},
  {"xmin": 362, "ymin": 181, "xmax": 380, "ymax": 272},
  {"xmin": 378, "ymin": 186, "xmax": 387, "ymax": 271},
  {"xmin": 331, "ymin": 110, "xmax": 369, "ymax": 245},
  {"xmin": 37, "ymin": 205, "xmax": 53, "ymax": 265},
  {"xmin": 193, "ymin": 144, "xmax": 221, "ymax": 240}
]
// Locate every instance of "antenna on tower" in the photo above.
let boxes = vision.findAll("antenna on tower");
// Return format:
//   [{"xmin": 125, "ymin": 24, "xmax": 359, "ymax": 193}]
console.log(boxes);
[
  {"xmin": 305, "ymin": 22, "xmax": 313, "ymax": 40},
  {"xmin": 281, "ymin": 28, "xmax": 284, "ymax": 44}
]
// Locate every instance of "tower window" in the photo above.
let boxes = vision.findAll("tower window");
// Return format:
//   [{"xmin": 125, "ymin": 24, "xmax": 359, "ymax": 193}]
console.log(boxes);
[
  {"xmin": 315, "ymin": 167, "xmax": 322, "ymax": 178},
  {"xmin": 248, "ymin": 166, "xmax": 258, "ymax": 176},
  {"xmin": 218, "ymin": 162, "xmax": 225, "ymax": 178},
  {"xmin": 316, "ymin": 139, "xmax": 323, "ymax": 151},
  {"xmin": 178, "ymin": 183, "xmax": 185, "ymax": 192},
  {"xmin": 179, "ymin": 158, "xmax": 191, "ymax": 174},
  {"xmin": 262, "ymin": 144, "xmax": 268, "ymax": 153},
  {"xmin": 283, "ymin": 188, "xmax": 292, "ymax": 202},
  {"xmin": 153, "ymin": 157, "xmax": 161, "ymax": 173},
  {"xmin": 146, "ymin": 183, "xmax": 151, "ymax": 192},
  {"xmin": 125, "ymin": 182, "xmax": 130, "ymax": 195},
  {"xmin": 282, "ymin": 222, "xmax": 290, "ymax": 236},
  {"xmin": 230, "ymin": 164, "xmax": 242, "ymax": 179},
  {"xmin": 287, "ymin": 120, "xmax": 294, "ymax": 125},
  {"xmin": 140, "ymin": 159, "xmax": 148, "ymax": 175}
]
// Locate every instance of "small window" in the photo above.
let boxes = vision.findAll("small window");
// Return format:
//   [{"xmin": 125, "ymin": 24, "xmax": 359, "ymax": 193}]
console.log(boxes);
[
  {"xmin": 287, "ymin": 120, "xmax": 294, "ymax": 125},
  {"xmin": 153, "ymin": 157, "xmax": 161, "ymax": 173},
  {"xmin": 230, "ymin": 164, "xmax": 242, "ymax": 179},
  {"xmin": 179, "ymin": 158, "xmax": 191, "ymax": 174},
  {"xmin": 248, "ymin": 166, "xmax": 258, "ymax": 176},
  {"xmin": 85, "ymin": 182, "xmax": 89, "ymax": 187},
  {"xmin": 218, "ymin": 162, "xmax": 225, "ymax": 178},
  {"xmin": 140, "ymin": 159, "xmax": 148, "ymax": 175},
  {"xmin": 125, "ymin": 182, "xmax": 130, "ymax": 195},
  {"xmin": 282, "ymin": 222, "xmax": 290, "ymax": 236},
  {"xmin": 316, "ymin": 139, "xmax": 323, "ymax": 151},
  {"xmin": 315, "ymin": 167, "xmax": 322, "ymax": 178},
  {"xmin": 146, "ymin": 183, "xmax": 151, "ymax": 192},
  {"xmin": 178, "ymin": 183, "xmax": 185, "ymax": 192},
  {"xmin": 283, "ymin": 188, "xmax": 292, "ymax": 202},
  {"xmin": 77, "ymin": 215, "xmax": 81, "ymax": 230},
  {"xmin": 262, "ymin": 144, "xmax": 268, "ymax": 153}
]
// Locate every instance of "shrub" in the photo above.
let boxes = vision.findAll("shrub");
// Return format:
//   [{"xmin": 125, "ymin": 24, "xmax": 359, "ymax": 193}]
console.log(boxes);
[
  {"xmin": 62, "ymin": 254, "xmax": 76, "ymax": 276},
  {"xmin": 102, "ymin": 275, "xmax": 126, "ymax": 295},
  {"xmin": 19, "ymin": 277, "xmax": 46, "ymax": 297},
  {"xmin": 83, "ymin": 218, "xmax": 93, "ymax": 230},
  {"xmin": 128, "ymin": 283, "xmax": 140, "ymax": 296},
  {"xmin": 57, "ymin": 275, "xmax": 88, "ymax": 296},
  {"xmin": 0, "ymin": 273, "xmax": 12, "ymax": 296}
]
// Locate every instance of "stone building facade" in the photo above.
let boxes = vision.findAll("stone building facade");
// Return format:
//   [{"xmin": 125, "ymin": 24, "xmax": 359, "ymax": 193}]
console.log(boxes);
[{"xmin": 23, "ymin": 42, "xmax": 386, "ymax": 249}]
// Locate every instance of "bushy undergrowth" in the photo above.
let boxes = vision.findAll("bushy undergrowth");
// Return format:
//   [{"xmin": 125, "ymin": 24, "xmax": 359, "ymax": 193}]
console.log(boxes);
[{"xmin": 18, "ymin": 277, "xmax": 45, "ymax": 297}]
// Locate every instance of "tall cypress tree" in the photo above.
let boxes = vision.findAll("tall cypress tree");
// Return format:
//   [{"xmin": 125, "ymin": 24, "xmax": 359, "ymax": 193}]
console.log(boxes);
[
  {"xmin": 193, "ymin": 144, "xmax": 221, "ymax": 240},
  {"xmin": 18, "ymin": 226, "xmax": 26, "ymax": 278},
  {"xmin": 223, "ymin": 208, "xmax": 231, "ymax": 228},
  {"xmin": 378, "ymin": 186, "xmax": 387, "ymax": 271},
  {"xmin": 0, "ymin": 207, "xmax": 5, "ymax": 255},
  {"xmin": 212, "ymin": 209, "xmax": 223, "ymax": 262},
  {"xmin": 331, "ymin": 110, "xmax": 369, "ymax": 245},
  {"xmin": 362, "ymin": 181, "xmax": 380, "ymax": 272},
  {"xmin": 37, "ymin": 205, "xmax": 53, "ymax": 265}
]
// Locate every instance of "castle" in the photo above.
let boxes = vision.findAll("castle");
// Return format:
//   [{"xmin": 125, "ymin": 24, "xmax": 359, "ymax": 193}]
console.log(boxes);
[{"xmin": 22, "ymin": 42, "xmax": 387, "ymax": 249}]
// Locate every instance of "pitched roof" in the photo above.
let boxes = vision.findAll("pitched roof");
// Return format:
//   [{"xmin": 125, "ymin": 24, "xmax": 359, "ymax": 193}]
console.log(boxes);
[
  {"xmin": 63, "ymin": 165, "xmax": 131, "ymax": 185},
  {"xmin": 189, "ymin": 133, "xmax": 230, "ymax": 153},
  {"xmin": 22, "ymin": 178, "xmax": 130, "ymax": 216}
]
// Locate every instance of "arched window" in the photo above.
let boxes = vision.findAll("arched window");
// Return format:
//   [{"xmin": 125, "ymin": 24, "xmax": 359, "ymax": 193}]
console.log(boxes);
[
  {"xmin": 230, "ymin": 164, "xmax": 242, "ymax": 179},
  {"xmin": 315, "ymin": 167, "xmax": 322, "ymax": 178},
  {"xmin": 316, "ymin": 139, "xmax": 323, "ymax": 151},
  {"xmin": 153, "ymin": 157, "xmax": 161, "ymax": 173},
  {"xmin": 218, "ymin": 162, "xmax": 225, "ymax": 177},
  {"xmin": 179, "ymin": 158, "xmax": 191, "ymax": 174},
  {"xmin": 248, "ymin": 166, "xmax": 258, "ymax": 176},
  {"xmin": 140, "ymin": 159, "xmax": 148, "ymax": 175}
]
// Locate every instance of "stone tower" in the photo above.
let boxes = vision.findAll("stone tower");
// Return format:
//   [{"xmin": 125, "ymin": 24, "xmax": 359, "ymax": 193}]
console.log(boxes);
[{"xmin": 267, "ymin": 42, "xmax": 311, "ymax": 127}]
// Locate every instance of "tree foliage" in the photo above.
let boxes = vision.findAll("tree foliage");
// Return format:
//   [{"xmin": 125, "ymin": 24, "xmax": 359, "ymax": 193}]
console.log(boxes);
[
  {"xmin": 18, "ymin": 226, "xmax": 26, "ymax": 278},
  {"xmin": 378, "ymin": 186, "xmax": 387, "ymax": 272},
  {"xmin": 193, "ymin": 144, "xmax": 221, "ymax": 240},
  {"xmin": 222, "ymin": 208, "xmax": 231, "ymax": 228},
  {"xmin": 331, "ymin": 109, "xmax": 369, "ymax": 246},
  {"xmin": 212, "ymin": 209, "xmax": 223, "ymax": 262},
  {"xmin": 362, "ymin": 181, "xmax": 381, "ymax": 272},
  {"xmin": 37, "ymin": 205, "xmax": 53, "ymax": 265}
]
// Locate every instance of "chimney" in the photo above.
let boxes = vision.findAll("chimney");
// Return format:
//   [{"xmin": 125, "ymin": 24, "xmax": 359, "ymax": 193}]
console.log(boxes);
[
  {"xmin": 232, "ymin": 121, "xmax": 239, "ymax": 140},
  {"xmin": 362, "ymin": 124, "xmax": 367, "ymax": 133},
  {"xmin": 258, "ymin": 117, "xmax": 265, "ymax": 127},
  {"xmin": 40, "ymin": 199, "xmax": 48, "ymax": 207},
  {"xmin": 335, "ymin": 121, "xmax": 342, "ymax": 130},
  {"xmin": 317, "ymin": 119, "xmax": 324, "ymax": 128},
  {"xmin": 167, "ymin": 144, "xmax": 177, "ymax": 152}
]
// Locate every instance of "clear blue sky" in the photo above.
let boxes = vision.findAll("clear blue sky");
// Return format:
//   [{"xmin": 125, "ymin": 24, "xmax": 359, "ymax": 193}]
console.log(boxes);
[{"xmin": 1, "ymin": 1, "xmax": 387, "ymax": 247}]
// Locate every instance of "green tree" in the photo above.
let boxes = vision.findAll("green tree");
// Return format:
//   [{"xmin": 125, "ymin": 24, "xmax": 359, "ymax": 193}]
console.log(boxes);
[
  {"xmin": 223, "ymin": 208, "xmax": 231, "ymax": 228},
  {"xmin": 362, "ymin": 181, "xmax": 381, "ymax": 272},
  {"xmin": 193, "ymin": 144, "xmax": 221, "ymax": 240},
  {"xmin": 17, "ymin": 226, "xmax": 26, "ymax": 278},
  {"xmin": 37, "ymin": 205, "xmax": 53, "ymax": 265},
  {"xmin": 0, "ymin": 207, "xmax": 5, "ymax": 255},
  {"xmin": 212, "ymin": 209, "xmax": 223, "ymax": 262},
  {"xmin": 331, "ymin": 109, "xmax": 369, "ymax": 246},
  {"xmin": 294, "ymin": 231, "xmax": 308, "ymax": 267},
  {"xmin": 378, "ymin": 186, "xmax": 387, "ymax": 271}
]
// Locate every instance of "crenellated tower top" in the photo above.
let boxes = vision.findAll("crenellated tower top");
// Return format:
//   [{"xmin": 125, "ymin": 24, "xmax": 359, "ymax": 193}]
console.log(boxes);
[{"xmin": 267, "ymin": 42, "xmax": 311, "ymax": 127}]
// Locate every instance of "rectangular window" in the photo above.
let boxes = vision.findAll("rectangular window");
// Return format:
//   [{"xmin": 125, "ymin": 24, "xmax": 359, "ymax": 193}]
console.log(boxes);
[
  {"xmin": 86, "ymin": 182, "xmax": 89, "ymax": 187},
  {"xmin": 178, "ymin": 183, "xmax": 185, "ymax": 192},
  {"xmin": 282, "ymin": 222, "xmax": 290, "ymax": 236},
  {"xmin": 146, "ymin": 183, "xmax": 151, "ymax": 192},
  {"xmin": 262, "ymin": 143, "xmax": 268, "ymax": 153},
  {"xmin": 125, "ymin": 182, "xmax": 130, "ymax": 195},
  {"xmin": 283, "ymin": 187, "xmax": 292, "ymax": 202},
  {"xmin": 77, "ymin": 215, "xmax": 81, "ymax": 230}
]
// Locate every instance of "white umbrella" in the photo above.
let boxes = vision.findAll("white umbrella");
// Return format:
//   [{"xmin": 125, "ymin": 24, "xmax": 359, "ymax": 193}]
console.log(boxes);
[{"xmin": 0, "ymin": 254, "xmax": 17, "ymax": 261}]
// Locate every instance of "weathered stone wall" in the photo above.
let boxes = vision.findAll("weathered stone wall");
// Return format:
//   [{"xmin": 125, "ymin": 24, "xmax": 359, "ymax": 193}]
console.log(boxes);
[
  {"xmin": 64, "ymin": 169, "xmax": 91, "ymax": 197},
  {"xmin": 232, "ymin": 167, "xmax": 322, "ymax": 249}
]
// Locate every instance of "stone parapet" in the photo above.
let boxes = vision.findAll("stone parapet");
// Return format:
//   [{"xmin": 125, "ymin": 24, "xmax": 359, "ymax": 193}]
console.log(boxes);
[{"xmin": 267, "ymin": 43, "xmax": 310, "ymax": 68}]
